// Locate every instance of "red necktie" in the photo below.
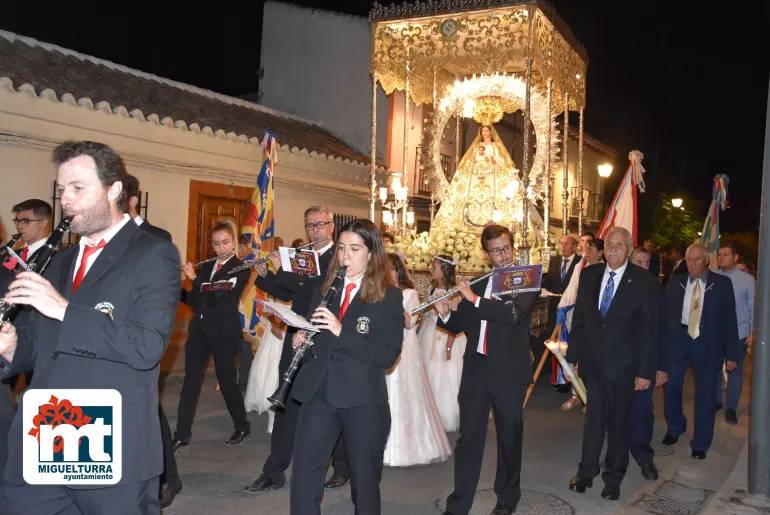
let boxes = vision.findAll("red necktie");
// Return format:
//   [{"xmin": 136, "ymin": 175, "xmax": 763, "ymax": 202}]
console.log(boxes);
[
  {"xmin": 215, "ymin": 262, "xmax": 224, "ymax": 274},
  {"xmin": 339, "ymin": 283, "xmax": 357, "ymax": 320},
  {"xmin": 72, "ymin": 240, "xmax": 107, "ymax": 292},
  {"xmin": 19, "ymin": 247, "xmax": 29, "ymax": 263}
]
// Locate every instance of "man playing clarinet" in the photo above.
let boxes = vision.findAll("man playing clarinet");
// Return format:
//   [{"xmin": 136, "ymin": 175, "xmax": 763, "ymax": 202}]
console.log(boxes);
[{"xmin": 436, "ymin": 224, "xmax": 539, "ymax": 515}]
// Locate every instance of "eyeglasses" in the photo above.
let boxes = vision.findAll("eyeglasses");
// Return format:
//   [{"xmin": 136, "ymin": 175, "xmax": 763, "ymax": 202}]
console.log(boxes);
[
  {"xmin": 12, "ymin": 218, "xmax": 44, "ymax": 227},
  {"xmin": 305, "ymin": 221, "xmax": 332, "ymax": 231},
  {"xmin": 487, "ymin": 245, "xmax": 512, "ymax": 256}
]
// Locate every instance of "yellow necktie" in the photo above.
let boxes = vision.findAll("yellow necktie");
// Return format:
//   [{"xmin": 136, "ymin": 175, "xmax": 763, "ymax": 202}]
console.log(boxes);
[{"xmin": 688, "ymin": 278, "xmax": 702, "ymax": 339}]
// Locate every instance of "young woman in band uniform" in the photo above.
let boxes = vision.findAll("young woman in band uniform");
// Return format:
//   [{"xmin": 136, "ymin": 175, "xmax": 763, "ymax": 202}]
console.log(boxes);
[
  {"xmin": 173, "ymin": 220, "xmax": 252, "ymax": 449},
  {"xmin": 289, "ymin": 219, "xmax": 404, "ymax": 515}
]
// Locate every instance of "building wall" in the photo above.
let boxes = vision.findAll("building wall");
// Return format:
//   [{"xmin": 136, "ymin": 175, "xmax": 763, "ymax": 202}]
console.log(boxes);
[
  {"xmin": 0, "ymin": 83, "xmax": 379, "ymax": 255},
  {"xmin": 259, "ymin": 1, "xmax": 389, "ymax": 162}
]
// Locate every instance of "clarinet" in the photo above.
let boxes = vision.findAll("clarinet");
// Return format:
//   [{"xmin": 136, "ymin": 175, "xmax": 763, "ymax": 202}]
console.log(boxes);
[
  {"xmin": 0, "ymin": 217, "xmax": 73, "ymax": 328},
  {"xmin": 0, "ymin": 233, "xmax": 21, "ymax": 263},
  {"xmin": 267, "ymin": 265, "xmax": 347, "ymax": 409}
]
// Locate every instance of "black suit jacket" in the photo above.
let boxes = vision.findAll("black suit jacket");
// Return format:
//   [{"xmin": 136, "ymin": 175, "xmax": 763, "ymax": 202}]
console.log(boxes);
[
  {"xmin": 183, "ymin": 258, "xmax": 249, "ymax": 342},
  {"xmin": 566, "ymin": 262, "xmax": 659, "ymax": 382},
  {"xmin": 664, "ymin": 271, "xmax": 739, "ymax": 369},
  {"xmin": 543, "ymin": 254, "xmax": 582, "ymax": 295},
  {"xmin": 648, "ymin": 253, "xmax": 661, "ymax": 277},
  {"xmin": 139, "ymin": 220, "xmax": 172, "ymax": 242},
  {"xmin": 291, "ymin": 286, "xmax": 404, "ymax": 408},
  {"xmin": 0, "ymin": 220, "xmax": 181, "ymax": 488},
  {"xmin": 255, "ymin": 248, "xmax": 334, "ymax": 374},
  {"xmin": 438, "ymin": 278, "xmax": 539, "ymax": 384}
]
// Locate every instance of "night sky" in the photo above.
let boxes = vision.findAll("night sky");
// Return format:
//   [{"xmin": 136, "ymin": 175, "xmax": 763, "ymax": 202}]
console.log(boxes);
[{"xmin": 2, "ymin": 1, "xmax": 769, "ymax": 234}]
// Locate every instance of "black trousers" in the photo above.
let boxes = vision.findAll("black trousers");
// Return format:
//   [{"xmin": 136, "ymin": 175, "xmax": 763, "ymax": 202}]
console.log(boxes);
[
  {"xmin": 629, "ymin": 385, "xmax": 655, "ymax": 467},
  {"xmin": 238, "ymin": 338, "xmax": 253, "ymax": 392},
  {"xmin": 174, "ymin": 329, "xmax": 250, "ymax": 442},
  {"xmin": 290, "ymin": 390, "xmax": 390, "ymax": 515},
  {"xmin": 158, "ymin": 405, "xmax": 179, "ymax": 487},
  {"xmin": 0, "ymin": 476, "xmax": 160, "ymax": 515},
  {"xmin": 0, "ymin": 380, "xmax": 15, "ymax": 480},
  {"xmin": 446, "ymin": 373, "xmax": 526, "ymax": 515},
  {"xmin": 579, "ymin": 372, "xmax": 636, "ymax": 487}
]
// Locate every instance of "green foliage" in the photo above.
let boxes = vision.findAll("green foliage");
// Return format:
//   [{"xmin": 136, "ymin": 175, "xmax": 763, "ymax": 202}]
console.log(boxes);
[{"xmin": 650, "ymin": 202, "xmax": 705, "ymax": 248}]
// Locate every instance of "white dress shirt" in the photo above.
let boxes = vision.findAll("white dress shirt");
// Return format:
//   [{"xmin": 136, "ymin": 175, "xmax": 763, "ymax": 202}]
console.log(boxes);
[
  {"xmin": 133, "ymin": 215, "xmax": 144, "ymax": 226},
  {"xmin": 316, "ymin": 241, "xmax": 334, "ymax": 257},
  {"xmin": 597, "ymin": 260, "xmax": 629, "ymax": 310},
  {"xmin": 681, "ymin": 274, "xmax": 708, "ymax": 325},
  {"xmin": 209, "ymin": 255, "xmax": 234, "ymax": 281},
  {"xmin": 20, "ymin": 237, "xmax": 47, "ymax": 261},
  {"xmin": 561, "ymin": 253, "xmax": 576, "ymax": 279},
  {"xmin": 73, "ymin": 214, "xmax": 133, "ymax": 280},
  {"xmin": 341, "ymin": 274, "xmax": 364, "ymax": 309}
]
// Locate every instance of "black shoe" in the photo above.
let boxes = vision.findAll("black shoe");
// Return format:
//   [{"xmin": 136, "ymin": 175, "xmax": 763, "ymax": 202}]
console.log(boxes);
[
  {"xmin": 601, "ymin": 485, "xmax": 620, "ymax": 500},
  {"xmin": 244, "ymin": 474, "xmax": 282, "ymax": 494},
  {"xmin": 225, "ymin": 429, "xmax": 251, "ymax": 447},
  {"xmin": 490, "ymin": 504, "xmax": 514, "ymax": 515},
  {"xmin": 171, "ymin": 439, "xmax": 189, "ymax": 453},
  {"xmin": 725, "ymin": 409, "xmax": 738, "ymax": 425},
  {"xmin": 160, "ymin": 480, "xmax": 183, "ymax": 509},
  {"xmin": 324, "ymin": 473, "xmax": 350, "ymax": 489},
  {"xmin": 716, "ymin": 403, "xmax": 724, "ymax": 413},
  {"xmin": 569, "ymin": 475, "xmax": 593, "ymax": 493},
  {"xmin": 640, "ymin": 463, "xmax": 659, "ymax": 481},
  {"xmin": 661, "ymin": 434, "xmax": 678, "ymax": 446},
  {"xmin": 691, "ymin": 450, "xmax": 707, "ymax": 460}
]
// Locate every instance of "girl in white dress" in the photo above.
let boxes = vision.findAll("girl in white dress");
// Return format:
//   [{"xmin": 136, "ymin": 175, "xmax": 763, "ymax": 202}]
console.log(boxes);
[
  {"xmin": 244, "ymin": 307, "xmax": 288, "ymax": 433},
  {"xmin": 383, "ymin": 254, "xmax": 452, "ymax": 466},
  {"xmin": 417, "ymin": 255, "xmax": 467, "ymax": 432}
]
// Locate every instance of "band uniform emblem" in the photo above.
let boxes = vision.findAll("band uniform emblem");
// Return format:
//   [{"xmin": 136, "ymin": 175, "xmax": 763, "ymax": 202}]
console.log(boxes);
[
  {"xmin": 94, "ymin": 301, "xmax": 115, "ymax": 320},
  {"xmin": 355, "ymin": 317, "xmax": 370, "ymax": 335}
]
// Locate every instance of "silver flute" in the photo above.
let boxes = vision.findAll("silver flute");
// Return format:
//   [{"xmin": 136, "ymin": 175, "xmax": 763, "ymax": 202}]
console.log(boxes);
[
  {"xmin": 184, "ymin": 252, "xmax": 234, "ymax": 269},
  {"xmin": 227, "ymin": 237, "xmax": 331, "ymax": 275}
]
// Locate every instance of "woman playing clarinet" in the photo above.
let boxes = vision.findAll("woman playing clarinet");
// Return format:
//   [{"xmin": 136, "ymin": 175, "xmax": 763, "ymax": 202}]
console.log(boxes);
[{"xmin": 289, "ymin": 219, "xmax": 404, "ymax": 515}]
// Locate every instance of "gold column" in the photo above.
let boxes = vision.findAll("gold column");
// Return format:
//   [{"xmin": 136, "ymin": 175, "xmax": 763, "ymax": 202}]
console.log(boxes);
[
  {"xmin": 369, "ymin": 72, "xmax": 378, "ymax": 221},
  {"xmin": 402, "ymin": 52, "xmax": 410, "ymax": 235},
  {"xmin": 543, "ymin": 78, "xmax": 553, "ymax": 265},
  {"xmin": 577, "ymin": 106, "xmax": 585, "ymax": 237},
  {"xmin": 520, "ymin": 56, "xmax": 533, "ymax": 265},
  {"xmin": 562, "ymin": 93, "xmax": 570, "ymax": 236}
]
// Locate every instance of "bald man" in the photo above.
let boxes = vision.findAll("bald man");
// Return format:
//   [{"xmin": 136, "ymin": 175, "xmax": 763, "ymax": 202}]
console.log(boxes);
[{"xmin": 661, "ymin": 244, "xmax": 739, "ymax": 460}]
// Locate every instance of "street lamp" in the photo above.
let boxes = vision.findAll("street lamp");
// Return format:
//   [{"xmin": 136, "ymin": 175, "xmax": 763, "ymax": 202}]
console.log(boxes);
[
  {"xmin": 598, "ymin": 164, "xmax": 613, "ymax": 178},
  {"xmin": 671, "ymin": 198, "xmax": 683, "ymax": 208}
]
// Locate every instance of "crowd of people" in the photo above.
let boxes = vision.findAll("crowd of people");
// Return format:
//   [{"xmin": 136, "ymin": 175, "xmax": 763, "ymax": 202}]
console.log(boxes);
[{"xmin": 0, "ymin": 140, "xmax": 755, "ymax": 515}]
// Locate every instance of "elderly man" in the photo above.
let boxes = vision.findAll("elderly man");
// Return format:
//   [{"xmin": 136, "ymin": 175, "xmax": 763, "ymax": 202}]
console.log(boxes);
[
  {"xmin": 715, "ymin": 242, "xmax": 754, "ymax": 424},
  {"xmin": 566, "ymin": 228, "xmax": 658, "ymax": 500},
  {"xmin": 662, "ymin": 244, "xmax": 739, "ymax": 459}
]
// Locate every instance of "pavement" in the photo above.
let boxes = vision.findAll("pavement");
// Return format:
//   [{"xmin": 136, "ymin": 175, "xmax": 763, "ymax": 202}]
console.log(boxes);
[{"xmin": 157, "ymin": 350, "xmax": 754, "ymax": 515}]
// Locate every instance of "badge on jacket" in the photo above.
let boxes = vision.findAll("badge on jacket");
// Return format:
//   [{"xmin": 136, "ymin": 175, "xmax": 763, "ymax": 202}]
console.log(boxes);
[
  {"xmin": 355, "ymin": 317, "xmax": 370, "ymax": 335},
  {"xmin": 95, "ymin": 301, "xmax": 115, "ymax": 320}
]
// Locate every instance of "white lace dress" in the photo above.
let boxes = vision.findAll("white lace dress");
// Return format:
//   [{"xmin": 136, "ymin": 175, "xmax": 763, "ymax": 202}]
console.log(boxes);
[
  {"xmin": 383, "ymin": 288, "xmax": 452, "ymax": 467},
  {"xmin": 244, "ymin": 310, "xmax": 286, "ymax": 433},
  {"xmin": 417, "ymin": 287, "xmax": 467, "ymax": 432}
]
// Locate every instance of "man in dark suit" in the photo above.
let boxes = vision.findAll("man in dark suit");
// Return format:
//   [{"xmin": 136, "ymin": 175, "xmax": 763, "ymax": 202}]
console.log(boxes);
[
  {"xmin": 245, "ymin": 205, "xmax": 349, "ymax": 493},
  {"xmin": 628, "ymin": 247, "xmax": 668, "ymax": 481},
  {"xmin": 542, "ymin": 235, "xmax": 581, "ymax": 390},
  {"xmin": 643, "ymin": 238, "xmax": 661, "ymax": 279},
  {"xmin": 436, "ymin": 225, "xmax": 539, "ymax": 515},
  {"xmin": 662, "ymin": 243, "xmax": 739, "ymax": 459},
  {"xmin": 663, "ymin": 246, "xmax": 688, "ymax": 286},
  {"xmin": 0, "ymin": 141, "xmax": 180, "ymax": 514},
  {"xmin": 566, "ymin": 227, "xmax": 658, "ymax": 501},
  {"xmin": 123, "ymin": 175, "xmax": 182, "ymax": 508}
]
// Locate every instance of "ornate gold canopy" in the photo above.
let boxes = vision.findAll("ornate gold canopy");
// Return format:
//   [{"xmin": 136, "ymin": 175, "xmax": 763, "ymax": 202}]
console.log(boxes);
[{"xmin": 369, "ymin": 0, "xmax": 587, "ymax": 110}]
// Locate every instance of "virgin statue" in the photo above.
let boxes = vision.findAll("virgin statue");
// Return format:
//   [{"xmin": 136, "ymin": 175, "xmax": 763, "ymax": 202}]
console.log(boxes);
[{"xmin": 432, "ymin": 124, "xmax": 521, "ymax": 232}]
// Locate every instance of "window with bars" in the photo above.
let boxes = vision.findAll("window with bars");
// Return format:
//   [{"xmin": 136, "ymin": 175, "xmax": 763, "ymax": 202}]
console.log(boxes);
[{"xmin": 333, "ymin": 213, "xmax": 358, "ymax": 240}]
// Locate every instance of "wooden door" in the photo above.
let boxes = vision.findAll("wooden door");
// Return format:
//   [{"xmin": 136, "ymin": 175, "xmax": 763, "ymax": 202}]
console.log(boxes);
[{"xmin": 195, "ymin": 196, "xmax": 249, "ymax": 263}]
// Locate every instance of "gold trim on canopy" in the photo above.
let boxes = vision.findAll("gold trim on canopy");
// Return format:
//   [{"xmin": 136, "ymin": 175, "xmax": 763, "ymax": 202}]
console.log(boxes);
[{"xmin": 370, "ymin": 1, "xmax": 586, "ymax": 109}]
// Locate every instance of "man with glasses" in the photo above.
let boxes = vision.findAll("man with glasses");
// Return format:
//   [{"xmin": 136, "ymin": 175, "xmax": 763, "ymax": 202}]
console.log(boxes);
[
  {"xmin": 245, "ymin": 205, "xmax": 350, "ymax": 494},
  {"xmin": 3, "ymin": 199, "xmax": 52, "ymax": 270},
  {"xmin": 436, "ymin": 225, "xmax": 539, "ymax": 515}
]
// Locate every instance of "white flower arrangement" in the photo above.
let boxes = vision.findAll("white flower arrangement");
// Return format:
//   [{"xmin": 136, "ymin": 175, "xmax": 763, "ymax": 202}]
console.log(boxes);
[{"xmin": 393, "ymin": 223, "xmax": 495, "ymax": 273}]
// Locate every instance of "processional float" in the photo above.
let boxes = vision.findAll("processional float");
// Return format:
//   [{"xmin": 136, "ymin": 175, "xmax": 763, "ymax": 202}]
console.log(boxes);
[{"xmin": 367, "ymin": 0, "xmax": 590, "ymax": 269}]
